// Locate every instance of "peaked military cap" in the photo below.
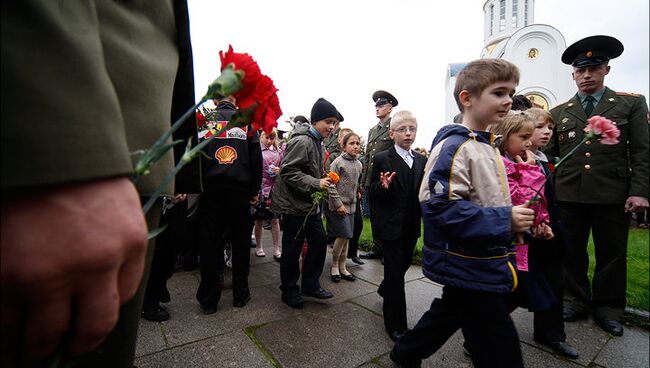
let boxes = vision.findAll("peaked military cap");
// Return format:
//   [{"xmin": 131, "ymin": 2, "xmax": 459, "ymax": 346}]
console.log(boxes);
[
  {"xmin": 372, "ymin": 90, "xmax": 398, "ymax": 107},
  {"xmin": 561, "ymin": 35, "xmax": 624, "ymax": 67}
]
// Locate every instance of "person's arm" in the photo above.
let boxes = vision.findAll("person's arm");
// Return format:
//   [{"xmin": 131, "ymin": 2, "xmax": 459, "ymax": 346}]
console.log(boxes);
[
  {"xmin": 422, "ymin": 145, "xmax": 532, "ymax": 245},
  {"xmin": 249, "ymin": 130, "xmax": 263, "ymax": 198},
  {"xmin": 625, "ymin": 95, "xmax": 650, "ymax": 212},
  {"xmin": 279, "ymin": 137, "xmax": 321, "ymax": 194},
  {"xmin": 327, "ymin": 160, "xmax": 344, "ymax": 211}
]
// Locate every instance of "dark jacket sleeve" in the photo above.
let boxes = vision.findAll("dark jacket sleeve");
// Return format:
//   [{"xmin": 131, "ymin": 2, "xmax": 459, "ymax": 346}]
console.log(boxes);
[
  {"xmin": 627, "ymin": 95, "xmax": 650, "ymax": 198},
  {"xmin": 280, "ymin": 137, "xmax": 321, "ymax": 194},
  {"xmin": 249, "ymin": 131, "xmax": 263, "ymax": 197}
]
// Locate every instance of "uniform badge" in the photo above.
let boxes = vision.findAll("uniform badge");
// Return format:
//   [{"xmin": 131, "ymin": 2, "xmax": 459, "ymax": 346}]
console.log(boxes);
[
  {"xmin": 608, "ymin": 98, "xmax": 615, "ymax": 102},
  {"xmin": 567, "ymin": 103, "xmax": 574, "ymax": 107},
  {"xmin": 562, "ymin": 118, "xmax": 569, "ymax": 123},
  {"xmin": 215, "ymin": 146, "xmax": 238, "ymax": 164},
  {"xmin": 586, "ymin": 51, "xmax": 593, "ymax": 57},
  {"xmin": 558, "ymin": 133, "xmax": 566, "ymax": 142},
  {"xmin": 568, "ymin": 131, "xmax": 576, "ymax": 140}
]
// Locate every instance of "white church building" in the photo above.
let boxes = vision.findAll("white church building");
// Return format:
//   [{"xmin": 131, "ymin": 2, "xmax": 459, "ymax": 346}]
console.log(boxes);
[{"xmin": 444, "ymin": 0, "xmax": 576, "ymax": 122}]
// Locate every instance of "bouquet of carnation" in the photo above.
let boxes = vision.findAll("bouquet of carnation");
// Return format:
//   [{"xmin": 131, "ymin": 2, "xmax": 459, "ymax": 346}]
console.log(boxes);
[{"xmin": 133, "ymin": 45, "xmax": 282, "ymax": 219}]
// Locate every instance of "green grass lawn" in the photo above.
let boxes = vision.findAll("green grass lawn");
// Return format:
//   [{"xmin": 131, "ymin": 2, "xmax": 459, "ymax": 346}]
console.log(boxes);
[{"xmin": 358, "ymin": 218, "xmax": 649, "ymax": 311}]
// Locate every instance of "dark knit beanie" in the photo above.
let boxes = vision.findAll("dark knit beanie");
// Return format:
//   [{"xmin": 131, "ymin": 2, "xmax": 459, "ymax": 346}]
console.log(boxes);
[{"xmin": 310, "ymin": 98, "xmax": 339, "ymax": 124}]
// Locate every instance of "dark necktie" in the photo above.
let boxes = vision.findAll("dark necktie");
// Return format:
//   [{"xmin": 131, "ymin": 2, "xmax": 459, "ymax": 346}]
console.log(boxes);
[{"xmin": 584, "ymin": 95, "xmax": 596, "ymax": 116}]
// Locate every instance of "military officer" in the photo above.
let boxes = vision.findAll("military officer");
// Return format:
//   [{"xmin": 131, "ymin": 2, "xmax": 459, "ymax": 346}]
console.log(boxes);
[
  {"xmin": 324, "ymin": 112, "xmax": 345, "ymax": 155},
  {"xmin": 360, "ymin": 90, "xmax": 398, "ymax": 260},
  {"xmin": 545, "ymin": 35, "xmax": 649, "ymax": 337}
]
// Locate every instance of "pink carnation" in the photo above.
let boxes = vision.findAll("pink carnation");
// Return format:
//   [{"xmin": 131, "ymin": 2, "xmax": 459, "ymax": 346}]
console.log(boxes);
[{"xmin": 584, "ymin": 115, "xmax": 620, "ymax": 145}]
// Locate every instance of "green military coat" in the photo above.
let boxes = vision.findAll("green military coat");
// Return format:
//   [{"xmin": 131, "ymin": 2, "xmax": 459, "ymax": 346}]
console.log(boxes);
[
  {"xmin": 361, "ymin": 118, "xmax": 393, "ymax": 187},
  {"xmin": 1, "ymin": 0, "xmax": 200, "ymax": 196},
  {"xmin": 545, "ymin": 87, "xmax": 649, "ymax": 204},
  {"xmin": 324, "ymin": 127, "xmax": 341, "ymax": 155}
]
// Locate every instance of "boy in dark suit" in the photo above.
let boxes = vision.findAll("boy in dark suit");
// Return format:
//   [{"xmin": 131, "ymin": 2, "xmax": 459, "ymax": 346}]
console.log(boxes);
[{"xmin": 369, "ymin": 110, "xmax": 426, "ymax": 342}]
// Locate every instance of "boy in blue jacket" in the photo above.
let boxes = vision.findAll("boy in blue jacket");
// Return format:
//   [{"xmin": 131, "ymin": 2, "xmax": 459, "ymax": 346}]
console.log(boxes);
[{"xmin": 390, "ymin": 59, "xmax": 535, "ymax": 368}]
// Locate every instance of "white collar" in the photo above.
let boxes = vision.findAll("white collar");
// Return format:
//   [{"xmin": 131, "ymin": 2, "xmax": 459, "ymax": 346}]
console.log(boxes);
[{"xmin": 394, "ymin": 144, "xmax": 413, "ymax": 158}]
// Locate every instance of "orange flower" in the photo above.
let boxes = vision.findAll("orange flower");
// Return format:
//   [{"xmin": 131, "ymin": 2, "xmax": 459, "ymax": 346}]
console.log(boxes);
[{"xmin": 327, "ymin": 171, "xmax": 340, "ymax": 184}]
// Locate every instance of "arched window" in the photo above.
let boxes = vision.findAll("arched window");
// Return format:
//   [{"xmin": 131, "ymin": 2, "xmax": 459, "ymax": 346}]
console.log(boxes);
[
  {"xmin": 512, "ymin": 0, "xmax": 518, "ymax": 28},
  {"xmin": 499, "ymin": 0, "xmax": 506, "ymax": 31},
  {"xmin": 524, "ymin": 0, "xmax": 529, "ymax": 26},
  {"xmin": 490, "ymin": 4, "xmax": 494, "ymax": 35}
]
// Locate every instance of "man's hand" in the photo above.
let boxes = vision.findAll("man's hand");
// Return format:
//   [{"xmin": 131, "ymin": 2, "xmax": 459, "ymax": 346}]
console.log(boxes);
[
  {"xmin": 511, "ymin": 203, "xmax": 535, "ymax": 233},
  {"xmin": 319, "ymin": 178, "xmax": 332, "ymax": 189},
  {"xmin": 1, "ymin": 177, "xmax": 148, "ymax": 365},
  {"xmin": 336, "ymin": 205, "xmax": 347, "ymax": 217},
  {"xmin": 624, "ymin": 196, "xmax": 649, "ymax": 213},
  {"xmin": 379, "ymin": 171, "xmax": 396, "ymax": 190}
]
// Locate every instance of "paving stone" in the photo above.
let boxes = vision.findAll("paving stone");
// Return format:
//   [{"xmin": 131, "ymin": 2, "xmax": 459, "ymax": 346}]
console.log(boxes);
[
  {"xmin": 135, "ymin": 330, "xmax": 271, "ymax": 367},
  {"xmin": 160, "ymin": 285, "xmax": 303, "ymax": 348},
  {"xmin": 136, "ymin": 230, "xmax": 649, "ymax": 368},
  {"xmin": 135, "ymin": 318, "xmax": 167, "ymax": 357},
  {"xmin": 594, "ymin": 326, "xmax": 649, "ymax": 368},
  {"xmin": 254, "ymin": 302, "xmax": 393, "ymax": 368},
  {"xmin": 511, "ymin": 308, "xmax": 610, "ymax": 366},
  {"xmin": 350, "ymin": 279, "xmax": 443, "ymax": 328},
  {"xmin": 519, "ymin": 342, "xmax": 583, "ymax": 368},
  {"xmin": 351, "ymin": 260, "xmax": 424, "ymax": 286}
]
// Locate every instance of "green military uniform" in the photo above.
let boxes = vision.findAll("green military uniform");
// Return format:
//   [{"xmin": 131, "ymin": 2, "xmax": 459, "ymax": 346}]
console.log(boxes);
[
  {"xmin": 324, "ymin": 127, "xmax": 341, "ymax": 155},
  {"xmin": 546, "ymin": 46, "xmax": 649, "ymax": 324},
  {"xmin": 1, "ymin": 1, "xmax": 199, "ymax": 366},
  {"xmin": 361, "ymin": 119, "xmax": 394, "ymax": 188},
  {"xmin": 359, "ymin": 90, "xmax": 398, "ymax": 259}
]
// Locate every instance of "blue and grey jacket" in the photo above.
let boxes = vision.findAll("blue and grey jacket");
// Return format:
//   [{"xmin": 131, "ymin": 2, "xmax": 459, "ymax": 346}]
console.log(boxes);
[{"xmin": 418, "ymin": 124, "xmax": 517, "ymax": 293}]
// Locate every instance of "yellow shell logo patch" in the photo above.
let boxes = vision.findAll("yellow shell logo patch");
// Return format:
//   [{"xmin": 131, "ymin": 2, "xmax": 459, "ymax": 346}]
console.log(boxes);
[
  {"xmin": 586, "ymin": 51, "xmax": 593, "ymax": 57},
  {"xmin": 215, "ymin": 146, "xmax": 238, "ymax": 164}
]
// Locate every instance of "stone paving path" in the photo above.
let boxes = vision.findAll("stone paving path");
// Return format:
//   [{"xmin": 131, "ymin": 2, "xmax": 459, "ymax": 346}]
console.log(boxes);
[{"xmin": 135, "ymin": 232, "xmax": 649, "ymax": 368}]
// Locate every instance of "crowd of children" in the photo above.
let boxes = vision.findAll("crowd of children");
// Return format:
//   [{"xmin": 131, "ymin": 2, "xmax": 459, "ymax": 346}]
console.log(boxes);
[{"xmin": 141, "ymin": 51, "xmax": 649, "ymax": 367}]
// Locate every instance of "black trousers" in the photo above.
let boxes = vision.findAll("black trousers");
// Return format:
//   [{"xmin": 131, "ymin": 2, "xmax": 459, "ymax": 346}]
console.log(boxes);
[
  {"xmin": 392, "ymin": 286, "xmax": 523, "ymax": 368},
  {"xmin": 347, "ymin": 204, "xmax": 363, "ymax": 258},
  {"xmin": 143, "ymin": 199, "xmax": 188, "ymax": 309},
  {"xmin": 531, "ymin": 254, "xmax": 566, "ymax": 342},
  {"xmin": 196, "ymin": 189, "xmax": 252, "ymax": 307},
  {"xmin": 380, "ymin": 235, "xmax": 417, "ymax": 333},
  {"xmin": 559, "ymin": 202, "xmax": 630, "ymax": 319},
  {"xmin": 280, "ymin": 213, "xmax": 327, "ymax": 297}
]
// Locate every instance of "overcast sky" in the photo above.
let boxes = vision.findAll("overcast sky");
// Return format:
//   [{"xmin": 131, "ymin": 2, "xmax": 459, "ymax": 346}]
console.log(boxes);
[{"xmin": 188, "ymin": 0, "xmax": 649, "ymax": 148}]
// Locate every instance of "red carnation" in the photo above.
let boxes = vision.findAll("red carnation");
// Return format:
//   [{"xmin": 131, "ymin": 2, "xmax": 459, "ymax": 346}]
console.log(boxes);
[
  {"xmin": 220, "ymin": 45, "xmax": 263, "ymax": 109},
  {"xmin": 250, "ymin": 76, "xmax": 282, "ymax": 134},
  {"xmin": 219, "ymin": 45, "xmax": 281, "ymax": 134},
  {"xmin": 196, "ymin": 111, "xmax": 206, "ymax": 129},
  {"xmin": 547, "ymin": 163, "xmax": 555, "ymax": 173}
]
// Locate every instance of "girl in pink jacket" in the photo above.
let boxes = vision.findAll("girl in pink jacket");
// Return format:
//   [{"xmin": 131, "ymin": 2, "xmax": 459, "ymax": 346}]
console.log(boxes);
[{"xmin": 491, "ymin": 112, "xmax": 554, "ymax": 269}]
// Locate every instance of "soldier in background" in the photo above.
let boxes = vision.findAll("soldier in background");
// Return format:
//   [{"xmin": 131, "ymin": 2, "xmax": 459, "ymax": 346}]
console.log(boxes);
[
  {"xmin": 545, "ymin": 35, "xmax": 649, "ymax": 337},
  {"xmin": 360, "ymin": 90, "xmax": 398, "ymax": 260}
]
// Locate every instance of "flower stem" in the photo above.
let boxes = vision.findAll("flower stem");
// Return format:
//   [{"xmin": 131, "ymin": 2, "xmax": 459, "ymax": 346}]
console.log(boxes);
[
  {"xmin": 527, "ymin": 137, "xmax": 588, "ymax": 205},
  {"xmin": 295, "ymin": 203, "xmax": 317, "ymax": 239},
  {"xmin": 141, "ymin": 122, "xmax": 232, "ymax": 215}
]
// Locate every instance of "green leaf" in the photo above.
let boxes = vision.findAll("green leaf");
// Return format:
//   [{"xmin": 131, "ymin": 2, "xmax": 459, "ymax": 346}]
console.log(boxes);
[{"xmin": 203, "ymin": 64, "xmax": 244, "ymax": 101}]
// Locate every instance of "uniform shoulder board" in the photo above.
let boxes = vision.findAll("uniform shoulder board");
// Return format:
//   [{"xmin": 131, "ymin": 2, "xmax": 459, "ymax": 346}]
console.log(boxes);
[
  {"xmin": 616, "ymin": 91, "xmax": 641, "ymax": 97},
  {"xmin": 550, "ymin": 99, "xmax": 571, "ymax": 110}
]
